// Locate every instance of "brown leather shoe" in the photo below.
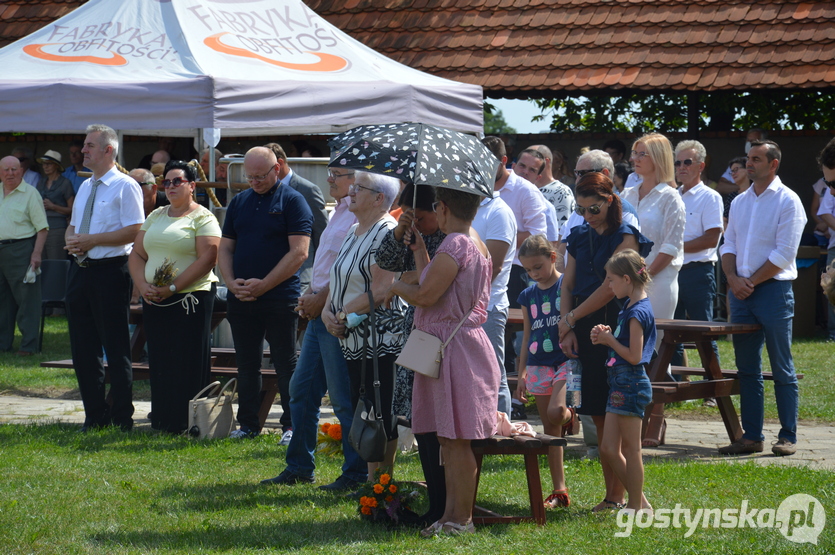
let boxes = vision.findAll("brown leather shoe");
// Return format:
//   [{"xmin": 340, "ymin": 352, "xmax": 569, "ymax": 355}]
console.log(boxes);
[
  {"xmin": 771, "ymin": 438, "xmax": 797, "ymax": 456},
  {"xmin": 16, "ymin": 350, "xmax": 34, "ymax": 356},
  {"xmin": 718, "ymin": 440, "xmax": 764, "ymax": 455}
]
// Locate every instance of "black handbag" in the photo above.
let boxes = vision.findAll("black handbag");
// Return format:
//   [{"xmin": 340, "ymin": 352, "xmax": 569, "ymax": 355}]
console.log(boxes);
[{"xmin": 348, "ymin": 289, "xmax": 389, "ymax": 463}]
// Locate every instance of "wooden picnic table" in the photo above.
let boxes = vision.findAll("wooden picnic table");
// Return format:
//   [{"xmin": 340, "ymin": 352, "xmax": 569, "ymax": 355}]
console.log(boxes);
[
  {"xmin": 642, "ymin": 319, "xmax": 760, "ymax": 445},
  {"xmin": 508, "ymin": 310, "xmax": 766, "ymax": 444}
]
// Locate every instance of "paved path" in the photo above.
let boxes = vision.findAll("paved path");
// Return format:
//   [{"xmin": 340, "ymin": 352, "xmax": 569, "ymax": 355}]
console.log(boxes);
[{"xmin": 1, "ymin": 395, "xmax": 832, "ymax": 470}]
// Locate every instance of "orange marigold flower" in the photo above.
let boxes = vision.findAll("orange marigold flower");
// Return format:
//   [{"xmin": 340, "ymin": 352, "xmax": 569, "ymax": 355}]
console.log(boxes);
[
  {"xmin": 385, "ymin": 495, "xmax": 393, "ymax": 502},
  {"xmin": 373, "ymin": 484, "xmax": 384, "ymax": 494},
  {"xmin": 361, "ymin": 506, "xmax": 372, "ymax": 515},
  {"xmin": 320, "ymin": 422, "xmax": 331, "ymax": 433},
  {"xmin": 328, "ymin": 424, "xmax": 342, "ymax": 440},
  {"xmin": 360, "ymin": 496, "xmax": 371, "ymax": 506},
  {"xmin": 389, "ymin": 484, "xmax": 397, "ymax": 493},
  {"xmin": 368, "ymin": 498, "xmax": 378, "ymax": 507},
  {"xmin": 379, "ymin": 473, "xmax": 391, "ymax": 485}
]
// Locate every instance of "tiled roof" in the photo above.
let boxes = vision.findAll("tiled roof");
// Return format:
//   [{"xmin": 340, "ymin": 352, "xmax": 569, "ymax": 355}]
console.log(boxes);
[
  {"xmin": 0, "ymin": 0, "xmax": 87, "ymax": 47},
  {"xmin": 303, "ymin": 0, "xmax": 835, "ymax": 96},
  {"xmin": 2, "ymin": 1, "xmax": 833, "ymax": 96}
]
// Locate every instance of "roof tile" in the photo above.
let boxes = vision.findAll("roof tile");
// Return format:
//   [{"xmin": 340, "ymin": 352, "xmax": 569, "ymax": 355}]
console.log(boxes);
[{"xmin": 0, "ymin": 0, "xmax": 831, "ymax": 94}]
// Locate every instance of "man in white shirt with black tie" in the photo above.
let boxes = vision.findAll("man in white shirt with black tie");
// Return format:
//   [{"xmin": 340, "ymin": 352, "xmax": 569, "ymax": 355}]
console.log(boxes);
[{"xmin": 719, "ymin": 140, "xmax": 805, "ymax": 457}]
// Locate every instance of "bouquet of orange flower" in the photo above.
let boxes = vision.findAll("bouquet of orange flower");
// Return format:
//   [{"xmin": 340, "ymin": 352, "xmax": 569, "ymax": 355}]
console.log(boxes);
[
  {"xmin": 357, "ymin": 470, "xmax": 422, "ymax": 525},
  {"xmin": 316, "ymin": 422, "xmax": 343, "ymax": 457}
]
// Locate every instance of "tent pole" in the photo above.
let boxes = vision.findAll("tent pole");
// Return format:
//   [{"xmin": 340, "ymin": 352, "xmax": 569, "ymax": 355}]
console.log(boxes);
[{"xmin": 116, "ymin": 130, "xmax": 124, "ymax": 167}]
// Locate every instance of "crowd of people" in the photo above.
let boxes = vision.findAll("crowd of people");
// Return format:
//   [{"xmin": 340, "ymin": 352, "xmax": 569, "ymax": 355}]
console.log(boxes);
[{"xmin": 1, "ymin": 123, "xmax": 830, "ymax": 536}]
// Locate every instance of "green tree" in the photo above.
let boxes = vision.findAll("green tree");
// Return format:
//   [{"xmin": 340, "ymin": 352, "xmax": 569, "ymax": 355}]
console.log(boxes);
[
  {"xmin": 534, "ymin": 91, "xmax": 835, "ymax": 134},
  {"xmin": 483, "ymin": 103, "xmax": 516, "ymax": 135}
]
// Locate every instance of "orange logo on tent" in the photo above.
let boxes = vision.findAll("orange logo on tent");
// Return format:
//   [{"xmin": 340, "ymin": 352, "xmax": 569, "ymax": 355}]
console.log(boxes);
[
  {"xmin": 23, "ymin": 43, "xmax": 128, "ymax": 66},
  {"xmin": 204, "ymin": 33, "xmax": 347, "ymax": 72}
]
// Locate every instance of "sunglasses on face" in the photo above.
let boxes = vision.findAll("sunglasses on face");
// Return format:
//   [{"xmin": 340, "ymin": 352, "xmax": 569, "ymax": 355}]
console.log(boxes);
[
  {"xmin": 575, "ymin": 203, "xmax": 603, "ymax": 216},
  {"xmin": 674, "ymin": 159, "xmax": 696, "ymax": 167},
  {"xmin": 162, "ymin": 177, "xmax": 188, "ymax": 189},
  {"xmin": 824, "ymin": 178, "xmax": 835, "ymax": 189}
]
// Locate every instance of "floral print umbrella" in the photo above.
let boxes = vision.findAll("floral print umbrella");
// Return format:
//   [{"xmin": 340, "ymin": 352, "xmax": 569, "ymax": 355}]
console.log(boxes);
[{"xmin": 328, "ymin": 123, "xmax": 499, "ymax": 197}]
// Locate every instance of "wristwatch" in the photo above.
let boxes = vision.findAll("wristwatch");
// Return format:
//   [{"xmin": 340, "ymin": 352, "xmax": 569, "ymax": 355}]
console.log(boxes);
[
  {"xmin": 169, "ymin": 283, "xmax": 177, "ymax": 293},
  {"xmin": 337, "ymin": 311, "xmax": 347, "ymax": 323}
]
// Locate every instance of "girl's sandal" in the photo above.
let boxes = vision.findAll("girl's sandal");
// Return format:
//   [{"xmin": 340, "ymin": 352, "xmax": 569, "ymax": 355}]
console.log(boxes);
[
  {"xmin": 561, "ymin": 407, "xmax": 579, "ymax": 437},
  {"xmin": 544, "ymin": 489, "xmax": 570, "ymax": 508},
  {"xmin": 641, "ymin": 419, "xmax": 667, "ymax": 448},
  {"xmin": 592, "ymin": 498, "xmax": 626, "ymax": 513}
]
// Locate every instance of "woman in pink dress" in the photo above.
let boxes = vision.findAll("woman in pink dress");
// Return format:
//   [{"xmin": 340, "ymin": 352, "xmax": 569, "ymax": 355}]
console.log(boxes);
[{"xmin": 388, "ymin": 187, "xmax": 499, "ymax": 537}]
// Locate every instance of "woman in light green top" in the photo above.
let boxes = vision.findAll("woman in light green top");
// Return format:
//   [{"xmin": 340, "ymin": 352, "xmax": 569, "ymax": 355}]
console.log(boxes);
[{"xmin": 129, "ymin": 161, "xmax": 221, "ymax": 433}]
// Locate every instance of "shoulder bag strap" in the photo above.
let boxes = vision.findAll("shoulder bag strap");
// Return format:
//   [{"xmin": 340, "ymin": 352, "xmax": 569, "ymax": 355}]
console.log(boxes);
[
  {"xmin": 441, "ymin": 304, "xmax": 476, "ymax": 352},
  {"xmin": 366, "ymin": 288, "xmax": 383, "ymax": 420}
]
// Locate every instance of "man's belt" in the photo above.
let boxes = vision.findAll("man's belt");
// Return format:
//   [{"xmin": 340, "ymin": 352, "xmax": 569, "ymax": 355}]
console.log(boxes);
[
  {"xmin": 0, "ymin": 235, "xmax": 34, "ymax": 245},
  {"xmin": 75, "ymin": 255, "xmax": 129, "ymax": 268}
]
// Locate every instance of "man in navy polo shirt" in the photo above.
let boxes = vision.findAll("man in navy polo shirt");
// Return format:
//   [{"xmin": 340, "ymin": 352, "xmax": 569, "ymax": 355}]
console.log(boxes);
[{"xmin": 219, "ymin": 146, "xmax": 313, "ymax": 439}]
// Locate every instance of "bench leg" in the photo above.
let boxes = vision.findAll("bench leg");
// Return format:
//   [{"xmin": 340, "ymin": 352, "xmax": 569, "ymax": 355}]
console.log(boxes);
[{"xmin": 524, "ymin": 453, "xmax": 546, "ymax": 525}]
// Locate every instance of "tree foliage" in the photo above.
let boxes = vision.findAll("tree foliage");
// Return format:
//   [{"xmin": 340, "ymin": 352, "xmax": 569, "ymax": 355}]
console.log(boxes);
[
  {"xmin": 533, "ymin": 91, "xmax": 835, "ymax": 134},
  {"xmin": 483, "ymin": 103, "xmax": 517, "ymax": 135}
]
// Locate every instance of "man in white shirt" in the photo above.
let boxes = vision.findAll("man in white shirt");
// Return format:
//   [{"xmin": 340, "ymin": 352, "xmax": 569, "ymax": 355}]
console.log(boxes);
[
  {"xmin": 672, "ymin": 141, "xmax": 724, "ymax": 375},
  {"xmin": 481, "ymin": 136, "xmax": 549, "ymax": 308},
  {"xmin": 516, "ymin": 146, "xmax": 575, "ymax": 231},
  {"xmin": 719, "ymin": 140, "xmax": 806, "ymax": 457},
  {"xmin": 816, "ymin": 139, "xmax": 835, "ymax": 342},
  {"xmin": 66, "ymin": 124, "xmax": 145, "ymax": 432},
  {"xmin": 472, "ymin": 194, "xmax": 517, "ymax": 416}
]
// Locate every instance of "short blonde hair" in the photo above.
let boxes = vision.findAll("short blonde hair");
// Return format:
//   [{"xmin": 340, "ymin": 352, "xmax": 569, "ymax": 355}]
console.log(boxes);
[{"xmin": 634, "ymin": 133, "xmax": 675, "ymax": 185}]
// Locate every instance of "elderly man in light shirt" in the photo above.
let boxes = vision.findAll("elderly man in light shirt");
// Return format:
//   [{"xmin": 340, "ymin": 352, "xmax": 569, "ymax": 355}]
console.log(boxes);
[
  {"xmin": 0, "ymin": 156, "xmax": 48, "ymax": 355},
  {"xmin": 671, "ymin": 140, "xmax": 724, "ymax": 377},
  {"xmin": 719, "ymin": 140, "xmax": 806, "ymax": 457}
]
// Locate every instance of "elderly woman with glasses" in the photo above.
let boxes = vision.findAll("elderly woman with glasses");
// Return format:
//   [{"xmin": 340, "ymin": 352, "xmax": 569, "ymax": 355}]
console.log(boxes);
[
  {"xmin": 128, "ymin": 160, "xmax": 221, "ymax": 433},
  {"xmin": 557, "ymin": 172, "xmax": 652, "ymax": 512},
  {"xmin": 322, "ymin": 171, "xmax": 405, "ymax": 478}
]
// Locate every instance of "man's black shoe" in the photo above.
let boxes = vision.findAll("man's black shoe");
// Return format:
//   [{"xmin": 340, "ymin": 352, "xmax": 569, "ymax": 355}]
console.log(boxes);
[{"xmin": 318, "ymin": 475, "xmax": 362, "ymax": 492}]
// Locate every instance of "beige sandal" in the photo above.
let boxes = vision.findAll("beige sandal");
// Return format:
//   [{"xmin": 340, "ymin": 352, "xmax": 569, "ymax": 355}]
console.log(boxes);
[{"xmin": 441, "ymin": 521, "xmax": 475, "ymax": 536}]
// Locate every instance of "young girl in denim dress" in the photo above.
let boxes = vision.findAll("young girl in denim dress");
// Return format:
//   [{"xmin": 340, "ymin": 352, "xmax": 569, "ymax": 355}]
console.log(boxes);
[
  {"xmin": 591, "ymin": 249, "xmax": 656, "ymax": 514},
  {"xmin": 515, "ymin": 235, "xmax": 573, "ymax": 508}
]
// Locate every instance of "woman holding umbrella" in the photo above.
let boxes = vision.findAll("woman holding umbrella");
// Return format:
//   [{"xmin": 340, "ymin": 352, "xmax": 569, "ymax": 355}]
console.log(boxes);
[{"xmin": 388, "ymin": 187, "xmax": 499, "ymax": 537}]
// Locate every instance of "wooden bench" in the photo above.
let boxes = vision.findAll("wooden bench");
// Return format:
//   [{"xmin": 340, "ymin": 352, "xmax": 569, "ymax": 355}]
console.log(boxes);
[
  {"xmin": 40, "ymin": 359, "xmax": 279, "ymax": 428},
  {"xmin": 471, "ymin": 433, "xmax": 567, "ymax": 526}
]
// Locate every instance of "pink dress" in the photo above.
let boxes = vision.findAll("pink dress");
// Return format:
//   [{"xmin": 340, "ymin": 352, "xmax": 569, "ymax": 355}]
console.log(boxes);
[{"xmin": 411, "ymin": 233, "xmax": 500, "ymax": 439}]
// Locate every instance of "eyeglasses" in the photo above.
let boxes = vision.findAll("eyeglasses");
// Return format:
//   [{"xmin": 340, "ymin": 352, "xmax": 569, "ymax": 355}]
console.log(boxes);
[
  {"xmin": 348, "ymin": 183, "xmax": 379, "ymax": 194},
  {"xmin": 432, "ymin": 201, "xmax": 442, "ymax": 212},
  {"xmin": 630, "ymin": 150, "xmax": 650, "ymax": 160},
  {"xmin": 574, "ymin": 168, "xmax": 601, "ymax": 179},
  {"xmin": 328, "ymin": 171, "xmax": 355, "ymax": 180},
  {"xmin": 674, "ymin": 159, "xmax": 696, "ymax": 167},
  {"xmin": 729, "ymin": 166, "xmax": 743, "ymax": 174},
  {"xmin": 575, "ymin": 203, "xmax": 603, "ymax": 216},
  {"xmin": 161, "ymin": 177, "xmax": 188, "ymax": 189},
  {"xmin": 244, "ymin": 166, "xmax": 275, "ymax": 182},
  {"xmin": 824, "ymin": 178, "xmax": 835, "ymax": 189}
]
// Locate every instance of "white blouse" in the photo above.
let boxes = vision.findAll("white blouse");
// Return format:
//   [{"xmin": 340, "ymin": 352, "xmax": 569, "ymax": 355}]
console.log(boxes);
[{"xmin": 622, "ymin": 182, "xmax": 686, "ymax": 269}]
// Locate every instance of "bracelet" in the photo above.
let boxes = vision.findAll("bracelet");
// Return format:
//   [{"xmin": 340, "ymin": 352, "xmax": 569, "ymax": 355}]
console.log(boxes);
[{"xmin": 566, "ymin": 311, "xmax": 576, "ymax": 329}]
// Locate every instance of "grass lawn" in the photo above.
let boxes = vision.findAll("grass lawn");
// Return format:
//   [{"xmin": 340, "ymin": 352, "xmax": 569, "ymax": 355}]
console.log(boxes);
[
  {"xmin": 0, "ymin": 424, "xmax": 832, "ymax": 554},
  {"xmin": 0, "ymin": 318, "xmax": 833, "ymax": 553}
]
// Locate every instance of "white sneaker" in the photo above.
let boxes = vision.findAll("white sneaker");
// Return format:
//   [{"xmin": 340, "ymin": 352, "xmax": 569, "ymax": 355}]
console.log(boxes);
[{"xmin": 279, "ymin": 429, "xmax": 294, "ymax": 446}]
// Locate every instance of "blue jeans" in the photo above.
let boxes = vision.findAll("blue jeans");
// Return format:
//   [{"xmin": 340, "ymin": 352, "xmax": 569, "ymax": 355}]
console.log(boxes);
[
  {"xmin": 730, "ymin": 280, "xmax": 798, "ymax": 443},
  {"xmin": 285, "ymin": 316, "xmax": 366, "ymax": 482},
  {"xmin": 672, "ymin": 262, "xmax": 720, "ymax": 369},
  {"xmin": 482, "ymin": 306, "xmax": 511, "ymax": 415}
]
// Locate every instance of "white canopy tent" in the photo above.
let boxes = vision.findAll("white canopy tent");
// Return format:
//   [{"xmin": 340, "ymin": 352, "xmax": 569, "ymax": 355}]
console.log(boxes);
[{"xmin": 0, "ymin": 0, "xmax": 484, "ymax": 141}]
